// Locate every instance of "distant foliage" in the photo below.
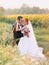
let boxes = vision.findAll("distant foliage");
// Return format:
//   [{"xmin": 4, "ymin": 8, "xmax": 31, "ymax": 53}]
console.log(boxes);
[
  {"xmin": 0, "ymin": 14, "xmax": 49, "ymax": 28},
  {"xmin": 0, "ymin": 4, "xmax": 49, "ymax": 14},
  {"xmin": 0, "ymin": 16, "xmax": 15, "ymax": 24}
]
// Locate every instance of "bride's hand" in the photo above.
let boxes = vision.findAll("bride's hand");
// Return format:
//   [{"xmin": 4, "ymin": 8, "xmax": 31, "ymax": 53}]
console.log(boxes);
[{"xmin": 23, "ymin": 28, "xmax": 30, "ymax": 37}]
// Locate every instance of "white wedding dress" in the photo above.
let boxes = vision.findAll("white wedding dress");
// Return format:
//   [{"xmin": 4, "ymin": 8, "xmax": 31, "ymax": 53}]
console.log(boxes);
[{"xmin": 18, "ymin": 21, "xmax": 46, "ymax": 60}]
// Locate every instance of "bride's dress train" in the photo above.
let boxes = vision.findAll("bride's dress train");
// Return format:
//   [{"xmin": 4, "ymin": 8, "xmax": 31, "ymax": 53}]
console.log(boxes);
[{"xmin": 18, "ymin": 21, "xmax": 46, "ymax": 60}]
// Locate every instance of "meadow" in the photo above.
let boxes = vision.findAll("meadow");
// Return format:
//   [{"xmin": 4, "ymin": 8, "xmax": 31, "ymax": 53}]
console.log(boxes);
[{"xmin": 0, "ymin": 14, "xmax": 49, "ymax": 65}]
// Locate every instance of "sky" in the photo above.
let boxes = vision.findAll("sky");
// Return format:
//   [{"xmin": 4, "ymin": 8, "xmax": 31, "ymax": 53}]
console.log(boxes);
[{"xmin": 0, "ymin": 0, "xmax": 49, "ymax": 9}]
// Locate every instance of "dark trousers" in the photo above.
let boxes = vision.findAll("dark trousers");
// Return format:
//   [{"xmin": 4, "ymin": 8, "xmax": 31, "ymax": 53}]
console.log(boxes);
[{"xmin": 13, "ymin": 31, "xmax": 23, "ymax": 45}]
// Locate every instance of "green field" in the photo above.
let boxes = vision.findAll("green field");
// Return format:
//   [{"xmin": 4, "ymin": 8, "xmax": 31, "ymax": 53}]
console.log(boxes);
[
  {"xmin": 0, "ymin": 22, "xmax": 49, "ymax": 53},
  {"xmin": 0, "ymin": 17, "xmax": 49, "ymax": 65}
]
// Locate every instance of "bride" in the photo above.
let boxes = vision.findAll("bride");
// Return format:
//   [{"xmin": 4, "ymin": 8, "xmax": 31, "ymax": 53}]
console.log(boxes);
[{"xmin": 17, "ymin": 18, "xmax": 46, "ymax": 60}]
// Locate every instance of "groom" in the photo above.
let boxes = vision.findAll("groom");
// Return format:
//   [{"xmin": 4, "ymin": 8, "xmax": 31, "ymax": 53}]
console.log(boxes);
[{"xmin": 12, "ymin": 16, "xmax": 24, "ymax": 46}]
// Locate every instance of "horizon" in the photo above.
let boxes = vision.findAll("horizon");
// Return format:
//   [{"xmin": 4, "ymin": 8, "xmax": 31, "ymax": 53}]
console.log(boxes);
[{"xmin": 0, "ymin": 0, "xmax": 49, "ymax": 9}]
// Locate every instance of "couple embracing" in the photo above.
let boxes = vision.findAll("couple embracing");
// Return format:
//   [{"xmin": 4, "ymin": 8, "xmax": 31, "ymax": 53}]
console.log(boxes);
[{"xmin": 12, "ymin": 16, "xmax": 46, "ymax": 61}]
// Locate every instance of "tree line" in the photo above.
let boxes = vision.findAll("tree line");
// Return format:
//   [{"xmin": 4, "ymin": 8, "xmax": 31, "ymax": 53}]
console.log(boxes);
[{"xmin": 0, "ymin": 4, "xmax": 49, "ymax": 15}]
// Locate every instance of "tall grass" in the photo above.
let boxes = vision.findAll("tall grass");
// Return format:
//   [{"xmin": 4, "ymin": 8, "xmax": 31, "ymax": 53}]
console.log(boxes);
[{"xmin": 0, "ymin": 45, "xmax": 49, "ymax": 65}]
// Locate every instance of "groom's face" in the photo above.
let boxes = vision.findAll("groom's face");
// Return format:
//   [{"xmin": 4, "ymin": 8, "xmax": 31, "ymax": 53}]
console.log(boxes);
[
  {"xmin": 20, "ymin": 18, "xmax": 24, "ymax": 25},
  {"xmin": 17, "ymin": 18, "xmax": 22, "ymax": 24}
]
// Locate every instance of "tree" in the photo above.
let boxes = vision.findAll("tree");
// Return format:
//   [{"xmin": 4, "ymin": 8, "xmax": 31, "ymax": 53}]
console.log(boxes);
[{"xmin": 0, "ymin": 7, "xmax": 5, "ymax": 15}]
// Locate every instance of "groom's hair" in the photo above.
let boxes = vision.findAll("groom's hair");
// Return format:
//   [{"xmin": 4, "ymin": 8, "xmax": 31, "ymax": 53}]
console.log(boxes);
[{"xmin": 17, "ymin": 16, "xmax": 23, "ymax": 21}]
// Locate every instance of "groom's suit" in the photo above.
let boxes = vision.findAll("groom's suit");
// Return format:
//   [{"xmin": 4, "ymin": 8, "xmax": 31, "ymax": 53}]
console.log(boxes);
[{"xmin": 12, "ymin": 22, "xmax": 24, "ymax": 45}]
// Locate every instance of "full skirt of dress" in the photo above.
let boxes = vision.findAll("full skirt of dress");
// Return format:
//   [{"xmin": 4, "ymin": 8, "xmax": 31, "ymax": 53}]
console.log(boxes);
[{"xmin": 18, "ymin": 36, "xmax": 46, "ymax": 60}]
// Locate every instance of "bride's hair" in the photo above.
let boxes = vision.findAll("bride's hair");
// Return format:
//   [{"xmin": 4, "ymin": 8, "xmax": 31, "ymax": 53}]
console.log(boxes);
[{"xmin": 25, "ymin": 18, "xmax": 29, "ymax": 24}]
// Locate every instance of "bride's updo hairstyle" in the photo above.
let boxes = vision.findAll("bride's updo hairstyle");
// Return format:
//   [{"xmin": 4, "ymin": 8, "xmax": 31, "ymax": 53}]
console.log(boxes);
[{"xmin": 25, "ymin": 18, "xmax": 29, "ymax": 25}]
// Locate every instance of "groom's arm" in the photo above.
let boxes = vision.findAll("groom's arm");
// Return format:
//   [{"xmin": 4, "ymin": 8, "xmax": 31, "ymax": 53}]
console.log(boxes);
[{"xmin": 12, "ymin": 23, "xmax": 16, "ymax": 32}]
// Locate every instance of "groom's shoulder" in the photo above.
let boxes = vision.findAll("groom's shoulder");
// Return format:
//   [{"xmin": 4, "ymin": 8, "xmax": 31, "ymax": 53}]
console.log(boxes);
[
  {"xmin": 12, "ymin": 22, "xmax": 17, "ymax": 29},
  {"xmin": 13, "ymin": 22, "xmax": 17, "ymax": 26}
]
